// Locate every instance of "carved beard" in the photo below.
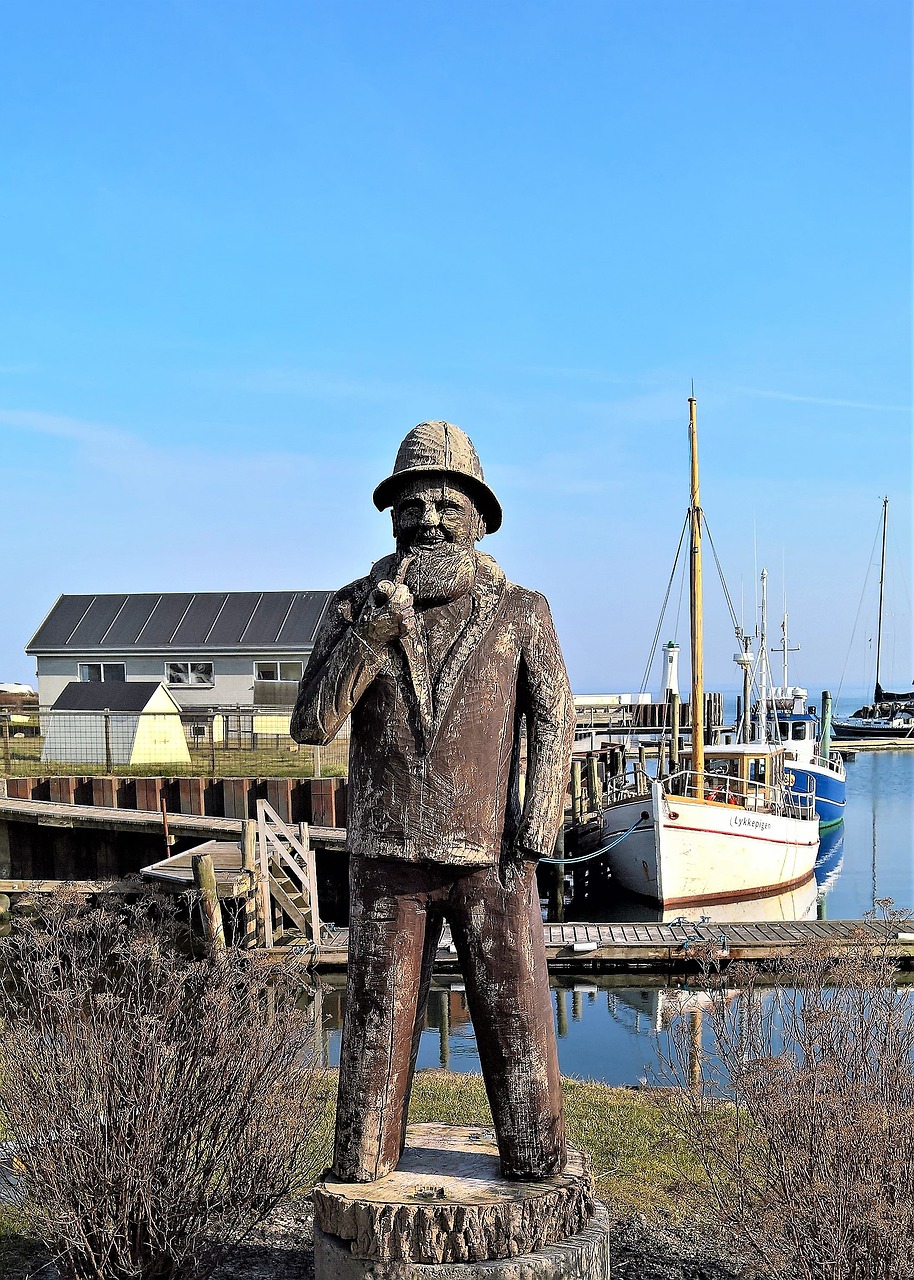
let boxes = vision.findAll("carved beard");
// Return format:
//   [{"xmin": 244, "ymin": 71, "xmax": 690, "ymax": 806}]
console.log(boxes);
[{"xmin": 402, "ymin": 545, "xmax": 476, "ymax": 605}]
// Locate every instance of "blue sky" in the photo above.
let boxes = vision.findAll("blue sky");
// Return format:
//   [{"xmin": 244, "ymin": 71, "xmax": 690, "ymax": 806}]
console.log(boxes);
[{"xmin": 2, "ymin": 1, "xmax": 911, "ymax": 696}]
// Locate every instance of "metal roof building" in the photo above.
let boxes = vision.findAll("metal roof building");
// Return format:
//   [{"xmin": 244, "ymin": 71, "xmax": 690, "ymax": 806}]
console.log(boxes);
[{"xmin": 27, "ymin": 591, "xmax": 334, "ymax": 711}]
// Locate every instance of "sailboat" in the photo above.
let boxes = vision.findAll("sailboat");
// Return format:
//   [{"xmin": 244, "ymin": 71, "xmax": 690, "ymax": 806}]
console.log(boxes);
[
  {"xmin": 601, "ymin": 397, "xmax": 821, "ymax": 909},
  {"xmin": 833, "ymin": 497, "xmax": 914, "ymax": 741}
]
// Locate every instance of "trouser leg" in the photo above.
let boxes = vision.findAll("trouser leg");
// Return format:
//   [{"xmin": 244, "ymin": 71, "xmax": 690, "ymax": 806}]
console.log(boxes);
[
  {"xmin": 332, "ymin": 856, "xmax": 429, "ymax": 1181},
  {"xmin": 398, "ymin": 905, "xmax": 444, "ymax": 1158},
  {"xmin": 448, "ymin": 858, "xmax": 566, "ymax": 1178}
]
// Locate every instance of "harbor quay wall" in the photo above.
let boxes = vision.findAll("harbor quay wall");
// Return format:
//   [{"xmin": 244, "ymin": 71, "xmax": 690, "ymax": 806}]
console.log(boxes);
[{"xmin": 0, "ymin": 773, "xmax": 348, "ymax": 888}]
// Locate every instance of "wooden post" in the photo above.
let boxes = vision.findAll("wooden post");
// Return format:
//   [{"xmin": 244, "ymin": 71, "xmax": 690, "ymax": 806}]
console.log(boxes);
[
  {"xmin": 313, "ymin": 743, "xmax": 322, "ymax": 779},
  {"xmin": 1, "ymin": 715, "xmax": 10, "ymax": 775},
  {"xmin": 656, "ymin": 737, "xmax": 667, "ymax": 779},
  {"xmin": 669, "ymin": 693, "xmax": 680, "ymax": 776},
  {"xmin": 209, "ymin": 714, "xmax": 217, "ymax": 775},
  {"xmin": 160, "ymin": 794, "xmax": 174, "ymax": 852},
  {"xmin": 257, "ymin": 817, "xmax": 274, "ymax": 949},
  {"xmin": 103, "ymin": 711, "xmax": 112, "ymax": 774},
  {"xmin": 192, "ymin": 852, "xmax": 226, "ymax": 958},
  {"xmin": 570, "ymin": 759, "xmax": 583, "ymax": 825},
  {"xmin": 586, "ymin": 754, "xmax": 600, "ymax": 814},
  {"xmin": 241, "ymin": 819, "xmax": 260, "ymax": 948},
  {"xmin": 638, "ymin": 745, "xmax": 648, "ymax": 792},
  {"xmin": 548, "ymin": 826, "xmax": 565, "ymax": 924}
]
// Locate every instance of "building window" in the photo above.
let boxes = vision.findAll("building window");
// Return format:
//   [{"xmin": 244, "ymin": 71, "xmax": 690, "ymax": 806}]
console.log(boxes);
[
  {"xmin": 166, "ymin": 661, "xmax": 214, "ymax": 687},
  {"xmin": 79, "ymin": 663, "xmax": 126, "ymax": 683},
  {"xmin": 255, "ymin": 661, "xmax": 303, "ymax": 682}
]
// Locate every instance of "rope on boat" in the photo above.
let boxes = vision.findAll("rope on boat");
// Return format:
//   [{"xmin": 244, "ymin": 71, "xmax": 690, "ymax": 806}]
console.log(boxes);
[{"xmin": 539, "ymin": 813, "xmax": 650, "ymax": 866}]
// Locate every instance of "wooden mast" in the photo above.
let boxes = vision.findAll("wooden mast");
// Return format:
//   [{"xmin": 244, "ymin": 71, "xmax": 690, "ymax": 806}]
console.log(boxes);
[
  {"xmin": 688, "ymin": 394, "xmax": 705, "ymax": 795},
  {"xmin": 874, "ymin": 496, "xmax": 888, "ymax": 702}
]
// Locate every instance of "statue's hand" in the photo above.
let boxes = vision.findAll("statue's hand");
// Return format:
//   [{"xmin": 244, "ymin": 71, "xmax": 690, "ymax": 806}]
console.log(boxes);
[{"xmin": 358, "ymin": 580, "xmax": 416, "ymax": 645}]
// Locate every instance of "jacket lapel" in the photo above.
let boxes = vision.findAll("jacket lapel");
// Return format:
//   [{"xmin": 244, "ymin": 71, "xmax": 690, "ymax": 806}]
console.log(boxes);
[
  {"xmin": 427, "ymin": 554, "xmax": 506, "ymax": 748},
  {"xmin": 398, "ymin": 629, "xmax": 434, "ymax": 747}
]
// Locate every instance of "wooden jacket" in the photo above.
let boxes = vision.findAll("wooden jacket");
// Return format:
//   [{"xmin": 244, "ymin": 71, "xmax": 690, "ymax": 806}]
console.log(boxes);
[{"xmin": 291, "ymin": 552, "xmax": 574, "ymax": 867}]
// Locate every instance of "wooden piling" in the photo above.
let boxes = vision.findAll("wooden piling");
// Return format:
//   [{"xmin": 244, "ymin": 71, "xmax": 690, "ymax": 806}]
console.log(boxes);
[
  {"xmin": 241, "ymin": 819, "xmax": 259, "ymax": 948},
  {"xmin": 570, "ymin": 759, "xmax": 583, "ymax": 825},
  {"xmin": 669, "ymin": 693, "xmax": 680, "ymax": 774},
  {"xmin": 548, "ymin": 826, "xmax": 565, "ymax": 923},
  {"xmin": 192, "ymin": 851, "xmax": 226, "ymax": 958},
  {"xmin": 160, "ymin": 794, "xmax": 174, "ymax": 852},
  {"xmin": 586, "ymin": 754, "xmax": 600, "ymax": 813},
  {"xmin": 637, "ymin": 745, "xmax": 648, "ymax": 792}
]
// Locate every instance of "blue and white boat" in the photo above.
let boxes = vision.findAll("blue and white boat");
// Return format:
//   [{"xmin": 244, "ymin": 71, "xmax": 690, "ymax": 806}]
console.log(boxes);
[
  {"xmin": 764, "ymin": 611, "xmax": 846, "ymax": 830},
  {"xmin": 767, "ymin": 685, "xmax": 846, "ymax": 830}
]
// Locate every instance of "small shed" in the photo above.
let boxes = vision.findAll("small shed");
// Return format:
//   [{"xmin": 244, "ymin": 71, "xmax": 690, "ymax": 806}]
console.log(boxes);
[{"xmin": 42, "ymin": 682, "xmax": 191, "ymax": 768}]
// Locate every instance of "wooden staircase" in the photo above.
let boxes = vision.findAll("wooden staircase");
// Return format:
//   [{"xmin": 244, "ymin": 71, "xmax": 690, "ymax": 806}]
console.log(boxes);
[{"xmin": 256, "ymin": 799, "xmax": 321, "ymax": 949}]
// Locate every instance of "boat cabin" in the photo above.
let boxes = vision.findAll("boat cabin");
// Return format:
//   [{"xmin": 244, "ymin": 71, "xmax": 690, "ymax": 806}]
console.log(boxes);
[
  {"xmin": 770, "ymin": 711, "xmax": 819, "ymax": 766},
  {"xmin": 681, "ymin": 743, "xmax": 796, "ymax": 811}
]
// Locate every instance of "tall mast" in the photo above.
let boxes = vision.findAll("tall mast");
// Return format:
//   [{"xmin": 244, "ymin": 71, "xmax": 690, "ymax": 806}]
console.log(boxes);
[
  {"xmin": 688, "ymin": 394, "xmax": 704, "ymax": 793},
  {"xmin": 758, "ymin": 569, "xmax": 769, "ymax": 742},
  {"xmin": 875, "ymin": 496, "xmax": 888, "ymax": 702}
]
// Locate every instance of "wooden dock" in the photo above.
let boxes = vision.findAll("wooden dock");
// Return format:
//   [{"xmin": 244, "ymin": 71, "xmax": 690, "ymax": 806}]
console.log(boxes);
[
  {"xmin": 277, "ymin": 919, "xmax": 914, "ymax": 973},
  {"xmin": 3, "ymin": 795, "xmax": 913, "ymax": 972}
]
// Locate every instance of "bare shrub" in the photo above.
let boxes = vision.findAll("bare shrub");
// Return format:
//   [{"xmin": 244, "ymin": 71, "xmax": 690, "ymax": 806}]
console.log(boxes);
[
  {"xmin": 0, "ymin": 890, "xmax": 332, "ymax": 1280},
  {"xmin": 660, "ymin": 904, "xmax": 914, "ymax": 1280}
]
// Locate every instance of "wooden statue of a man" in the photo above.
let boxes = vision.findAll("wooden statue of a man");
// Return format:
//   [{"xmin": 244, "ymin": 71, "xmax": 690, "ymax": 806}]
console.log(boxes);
[{"xmin": 292, "ymin": 421, "xmax": 575, "ymax": 1183}]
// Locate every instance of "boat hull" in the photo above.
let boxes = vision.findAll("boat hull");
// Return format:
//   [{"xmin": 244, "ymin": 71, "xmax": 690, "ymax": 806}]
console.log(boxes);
[
  {"xmin": 785, "ymin": 761, "xmax": 846, "ymax": 829},
  {"xmin": 831, "ymin": 719, "xmax": 914, "ymax": 740},
  {"xmin": 603, "ymin": 784, "xmax": 820, "ymax": 908}
]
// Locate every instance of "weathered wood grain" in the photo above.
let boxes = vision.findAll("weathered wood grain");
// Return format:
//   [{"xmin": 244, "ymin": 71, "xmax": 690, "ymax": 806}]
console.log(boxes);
[{"xmin": 313, "ymin": 1125, "xmax": 595, "ymax": 1264}]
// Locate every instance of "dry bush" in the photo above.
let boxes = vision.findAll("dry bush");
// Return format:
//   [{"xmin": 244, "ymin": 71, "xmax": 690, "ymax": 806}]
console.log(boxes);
[
  {"xmin": 660, "ymin": 904, "xmax": 914, "ymax": 1280},
  {"xmin": 0, "ymin": 890, "xmax": 332, "ymax": 1280}
]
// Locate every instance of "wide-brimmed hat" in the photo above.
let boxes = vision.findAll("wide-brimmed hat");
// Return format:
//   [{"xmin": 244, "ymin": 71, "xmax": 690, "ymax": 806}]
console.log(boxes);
[{"xmin": 372, "ymin": 421, "xmax": 503, "ymax": 533}]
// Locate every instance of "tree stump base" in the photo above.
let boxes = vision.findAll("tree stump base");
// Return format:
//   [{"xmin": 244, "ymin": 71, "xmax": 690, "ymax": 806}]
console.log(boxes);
[{"xmin": 313, "ymin": 1124, "xmax": 610, "ymax": 1278}]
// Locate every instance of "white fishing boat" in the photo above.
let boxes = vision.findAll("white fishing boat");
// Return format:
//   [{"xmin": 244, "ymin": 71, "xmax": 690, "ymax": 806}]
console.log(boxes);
[{"xmin": 601, "ymin": 397, "xmax": 820, "ymax": 909}]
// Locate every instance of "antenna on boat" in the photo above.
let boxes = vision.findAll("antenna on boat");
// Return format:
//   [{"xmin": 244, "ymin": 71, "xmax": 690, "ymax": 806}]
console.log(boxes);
[{"xmin": 771, "ymin": 612, "xmax": 800, "ymax": 691}]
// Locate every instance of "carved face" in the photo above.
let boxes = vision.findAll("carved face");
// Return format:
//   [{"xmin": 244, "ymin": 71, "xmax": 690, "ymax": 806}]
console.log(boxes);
[{"xmin": 391, "ymin": 476, "xmax": 484, "ymax": 554}]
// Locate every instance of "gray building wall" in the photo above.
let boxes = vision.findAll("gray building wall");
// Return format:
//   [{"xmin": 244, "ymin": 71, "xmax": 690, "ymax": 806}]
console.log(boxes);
[{"xmin": 36, "ymin": 652, "xmax": 308, "ymax": 711}]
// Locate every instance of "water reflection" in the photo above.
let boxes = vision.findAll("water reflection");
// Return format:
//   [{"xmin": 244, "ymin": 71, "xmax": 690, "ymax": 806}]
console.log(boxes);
[
  {"xmin": 307, "ymin": 976, "xmax": 741, "ymax": 1087},
  {"xmin": 301, "ymin": 961, "xmax": 914, "ymax": 1089}
]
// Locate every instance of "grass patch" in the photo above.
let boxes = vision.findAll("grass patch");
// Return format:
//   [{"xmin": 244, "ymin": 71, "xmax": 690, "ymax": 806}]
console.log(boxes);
[{"xmin": 407, "ymin": 1070, "xmax": 718, "ymax": 1220}]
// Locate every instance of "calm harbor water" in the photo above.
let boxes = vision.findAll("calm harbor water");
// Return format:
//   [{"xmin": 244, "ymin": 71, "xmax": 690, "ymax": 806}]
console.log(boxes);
[{"xmin": 323, "ymin": 733, "xmax": 913, "ymax": 1086}]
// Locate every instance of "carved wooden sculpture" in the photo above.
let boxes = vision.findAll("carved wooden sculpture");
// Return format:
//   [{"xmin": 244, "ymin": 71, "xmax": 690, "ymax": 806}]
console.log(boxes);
[{"xmin": 292, "ymin": 421, "xmax": 575, "ymax": 1183}]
